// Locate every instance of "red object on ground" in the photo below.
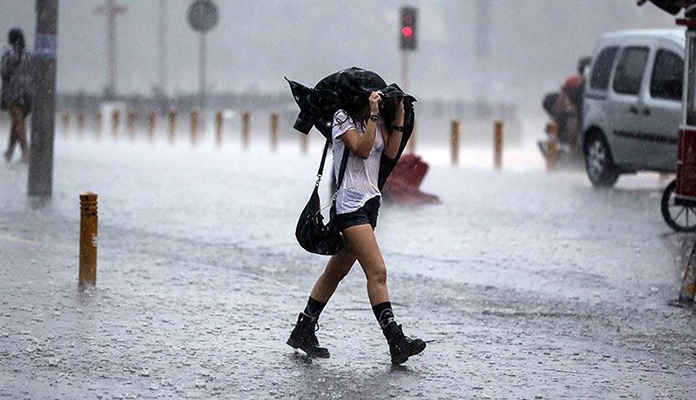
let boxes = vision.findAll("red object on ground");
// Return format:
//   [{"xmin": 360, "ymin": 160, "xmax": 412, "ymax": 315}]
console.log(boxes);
[{"xmin": 383, "ymin": 154, "xmax": 440, "ymax": 204}]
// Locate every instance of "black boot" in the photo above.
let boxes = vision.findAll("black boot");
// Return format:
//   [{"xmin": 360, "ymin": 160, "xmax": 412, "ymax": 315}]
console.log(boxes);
[
  {"xmin": 383, "ymin": 322, "xmax": 426, "ymax": 365},
  {"xmin": 286, "ymin": 313, "xmax": 330, "ymax": 358}
]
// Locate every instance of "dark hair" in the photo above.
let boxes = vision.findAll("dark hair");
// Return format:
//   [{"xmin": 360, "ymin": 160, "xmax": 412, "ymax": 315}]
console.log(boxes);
[
  {"xmin": 9, "ymin": 28, "xmax": 25, "ymax": 52},
  {"xmin": 335, "ymin": 94, "xmax": 369, "ymax": 129}
]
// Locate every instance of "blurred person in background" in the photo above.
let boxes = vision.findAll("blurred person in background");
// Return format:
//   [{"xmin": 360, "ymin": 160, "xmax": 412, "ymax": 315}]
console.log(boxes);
[
  {"xmin": 540, "ymin": 56, "xmax": 590, "ymax": 156},
  {"xmin": 1, "ymin": 28, "xmax": 34, "ymax": 163}
]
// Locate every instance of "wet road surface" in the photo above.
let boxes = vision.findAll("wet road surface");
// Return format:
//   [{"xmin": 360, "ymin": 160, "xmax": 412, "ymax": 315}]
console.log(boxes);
[{"xmin": 1, "ymin": 131, "xmax": 695, "ymax": 399}]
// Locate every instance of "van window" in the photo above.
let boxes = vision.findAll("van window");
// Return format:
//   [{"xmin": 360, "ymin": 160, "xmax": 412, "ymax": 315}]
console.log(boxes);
[
  {"xmin": 613, "ymin": 47, "xmax": 649, "ymax": 95},
  {"xmin": 650, "ymin": 49, "xmax": 683, "ymax": 101},
  {"xmin": 590, "ymin": 46, "xmax": 619, "ymax": 90}
]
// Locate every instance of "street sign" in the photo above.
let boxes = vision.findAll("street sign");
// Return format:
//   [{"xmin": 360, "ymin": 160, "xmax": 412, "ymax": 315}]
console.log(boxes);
[{"xmin": 188, "ymin": 0, "xmax": 219, "ymax": 33}]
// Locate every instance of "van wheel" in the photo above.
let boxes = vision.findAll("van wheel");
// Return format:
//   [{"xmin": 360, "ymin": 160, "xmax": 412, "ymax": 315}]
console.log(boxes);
[{"xmin": 584, "ymin": 133, "xmax": 619, "ymax": 188}]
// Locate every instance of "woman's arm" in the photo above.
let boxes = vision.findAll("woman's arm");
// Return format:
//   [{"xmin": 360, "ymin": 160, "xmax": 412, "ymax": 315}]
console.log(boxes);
[
  {"xmin": 339, "ymin": 91, "xmax": 382, "ymax": 159},
  {"xmin": 382, "ymin": 99, "xmax": 405, "ymax": 159}
]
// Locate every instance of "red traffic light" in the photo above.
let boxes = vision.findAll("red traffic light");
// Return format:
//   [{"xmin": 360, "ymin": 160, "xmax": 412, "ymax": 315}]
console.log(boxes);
[{"xmin": 399, "ymin": 6, "xmax": 417, "ymax": 51}]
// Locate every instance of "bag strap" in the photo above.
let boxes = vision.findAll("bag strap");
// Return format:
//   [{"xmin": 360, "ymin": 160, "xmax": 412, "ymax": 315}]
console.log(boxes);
[
  {"xmin": 315, "ymin": 138, "xmax": 348, "ymax": 191},
  {"xmin": 314, "ymin": 139, "xmax": 330, "ymax": 187},
  {"xmin": 335, "ymin": 144, "xmax": 349, "ymax": 193}
]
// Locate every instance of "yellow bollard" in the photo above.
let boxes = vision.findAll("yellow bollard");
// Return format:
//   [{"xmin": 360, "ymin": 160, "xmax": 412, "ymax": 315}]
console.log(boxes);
[
  {"xmin": 127, "ymin": 111, "xmax": 137, "ymax": 136},
  {"xmin": 546, "ymin": 121, "xmax": 558, "ymax": 171},
  {"xmin": 62, "ymin": 112, "xmax": 70, "ymax": 135},
  {"xmin": 112, "ymin": 110, "xmax": 120, "ymax": 138},
  {"xmin": 190, "ymin": 109, "xmax": 199, "ymax": 145},
  {"xmin": 128, "ymin": 111, "xmax": 137, "ymax": 134},
  {"xmin": 77, "ymin": 111, "xmax": 85, "ymax": 134},
  {"xmin": 215, "ymin": 109, "xmax": 223, "ymax": 147},
  {"xmin": 494, "ymin": 120, "xmax": 504, "ymax": 169},
  {"xmin": 168, "ymin": 108, "xmax": 176, "ymax": 143},
  {"xmin": 450, "ymin": 119, "xmax": 460, "ymax": 166},
  {"xmin": 147, "ymin": 109, "xmax": 156, "ymax": 141},
  {"xmin": 270, "ymin": 112, "xmax": 279, "ymax": 151},
  {"xmin": 96, "ymin": 112, "xmax": 103, "ymax": 137},
  {"xmin": 301, "ymin": 133, "xmax": 309, "ymax": 154},
  {"xmin": 242, "ymin": 110, "xmax": 250, "ymax": 149},
  {"xmin": 79, "ymin": 192, "xmax": 98, "ymax": 287}
]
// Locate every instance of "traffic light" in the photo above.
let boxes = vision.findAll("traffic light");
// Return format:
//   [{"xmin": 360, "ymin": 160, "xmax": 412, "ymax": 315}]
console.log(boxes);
[{"xmin": 400, "ymin": 6, "xmax": 418, "ymax": 51}]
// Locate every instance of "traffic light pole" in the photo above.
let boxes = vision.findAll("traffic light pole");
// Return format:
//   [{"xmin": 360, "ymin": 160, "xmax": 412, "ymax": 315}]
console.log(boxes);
[
  {"xmin": 29, "ymin": 0, "xmax": 58, "ymax": 198},
  {"xmin": 398, "ymin": 6, "xmax": 416, "ymax": 92},
  {"xmin": 401, "ymin": 50, "xmax": 410, "ymax": 93},
  {"xmin": 199, "ymin": 32, "xmax": 207, "ymax": 109}
]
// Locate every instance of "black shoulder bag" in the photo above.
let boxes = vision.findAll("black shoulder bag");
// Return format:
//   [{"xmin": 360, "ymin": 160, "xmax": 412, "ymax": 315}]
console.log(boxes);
[{"xmin": 295, "ymin": 139, "xmax": 349, "ymax": 255}]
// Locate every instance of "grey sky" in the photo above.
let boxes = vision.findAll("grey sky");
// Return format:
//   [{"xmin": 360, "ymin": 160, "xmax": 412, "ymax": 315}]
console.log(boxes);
[{"xmin": 0, "ymin": 1, "xmax": 675, "ymax": 112}]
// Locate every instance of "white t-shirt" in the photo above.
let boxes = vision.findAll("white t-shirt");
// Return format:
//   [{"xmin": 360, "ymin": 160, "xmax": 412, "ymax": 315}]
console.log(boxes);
[{"xmin": 332, "ymin": 109, "xmax": 383, "ymax": 214}]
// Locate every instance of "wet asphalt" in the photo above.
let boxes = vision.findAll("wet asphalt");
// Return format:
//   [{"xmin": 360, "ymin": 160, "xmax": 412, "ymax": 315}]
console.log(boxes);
[{"xmin": 1, "ymin": 127, "xmax": 696, "ymax": 399}]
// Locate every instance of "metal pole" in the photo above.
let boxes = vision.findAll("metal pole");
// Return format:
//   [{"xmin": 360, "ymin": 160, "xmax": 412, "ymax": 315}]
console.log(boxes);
[
  {"xmin": 28, "ymin": 0, "xmax": 58, "ymax": 198},
  {"xmin": 400, "ymin": 51, "xmax": 410, "ymax": 93},
  {"xmin": 450, "ymin": 119, "xmax": 460, "ymax": 166},
  {"xmin": 494, "ymin": 120, "xmax": 504, "ymax": 169},
  {"xmin": 190, "ymin": 108, "xmax": 199, "ymax": 145},
  {"xmin": 270, "ymin": 112, "xmax": 279, "ymax": 151},
  {"xmin": 215, "ymin": 109, "xmax": 223, "ymax": 147},
  {"xmin": 242, "ymin": 110, "xmax": 250, "ymax": 149},
  {"xmin": 199, "ymin": 33, "xmax": 206, "ymax": 109},
  {"xmin": 545, "ymin": 121, "xmax": 558, "ymax": 171},
  {"xmin": 79, "ymin": 192, "xmax": 98, "ymax": 287},
  {"xmin": 148, "ymin": 109, "xmax": 156, "ymax": 140},
  {"xmin": 168, "ymin": 108, "xmax": 176, "ymax": 143},
  {"xmin": 475, "ymin": 0, "xmax": 491, "ymax": 106},
  {"xmin": 95, "ymin": 0, "xmax": 125, "ymax": 98},
  {"xmin": 407, "ymin": 120, "xmax": 416, "ymax": 153},
  {"xmin": 158, "ymin": 0, "xmax": 167, "ymax": 96},
  {"xmin": 107, "ymin": 0, "xmax": 116, "ymax": 98}
]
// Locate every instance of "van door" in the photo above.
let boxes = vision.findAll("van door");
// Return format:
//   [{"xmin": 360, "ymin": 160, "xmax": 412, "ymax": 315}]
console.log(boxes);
[
  {"xmin": 607, "ymin": 46, "xmax": 651, "ymax": 168},
  {"xmin": 641, "ymin": 47, "xmax": 683, "ymax": 171}
]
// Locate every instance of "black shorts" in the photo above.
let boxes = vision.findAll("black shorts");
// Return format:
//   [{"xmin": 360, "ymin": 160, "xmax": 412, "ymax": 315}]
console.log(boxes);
[{"xmin": 335, "ymin": 196, "xmax": 381, "ymax": 231}]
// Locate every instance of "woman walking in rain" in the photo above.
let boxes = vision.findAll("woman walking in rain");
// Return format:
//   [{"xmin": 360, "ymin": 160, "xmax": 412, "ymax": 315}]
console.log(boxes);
[
  {"xmin": 1, "ymin": 28, "xmax": 34, "ymax": 163},
  {"xmin": 287, "ymin": 81, "xmax": 426, "ymax": 365}
]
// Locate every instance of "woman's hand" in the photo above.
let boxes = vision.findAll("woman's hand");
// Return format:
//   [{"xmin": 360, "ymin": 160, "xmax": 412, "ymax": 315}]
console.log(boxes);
[{"xmin": 369, "ymin": 91, "xmax": 382, "ymax": 115}]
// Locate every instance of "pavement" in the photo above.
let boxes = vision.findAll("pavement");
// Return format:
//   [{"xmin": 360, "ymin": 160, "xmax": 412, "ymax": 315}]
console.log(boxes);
[{"xmin": 1, "ymin": 127, "xmax": 696, "ymax": 399}]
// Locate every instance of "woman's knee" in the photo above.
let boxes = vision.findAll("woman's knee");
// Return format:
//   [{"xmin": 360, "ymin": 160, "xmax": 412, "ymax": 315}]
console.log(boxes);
[
  {"xmin": 323, "ymin": 265, "xmax": 350, "ymax": 283},
  {"xmin": 365, "ymin": 264, "xmax": 387, "ymax": 286},
  {"xmin": 323, "ymin": 253, "xmax": 354, "ymax": 282}
]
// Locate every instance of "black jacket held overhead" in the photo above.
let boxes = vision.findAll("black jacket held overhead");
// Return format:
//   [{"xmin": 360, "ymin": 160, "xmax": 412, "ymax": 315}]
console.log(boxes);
[{"xmin": 286, "ymin": 66, "xmax": 417, "ymax": 190}]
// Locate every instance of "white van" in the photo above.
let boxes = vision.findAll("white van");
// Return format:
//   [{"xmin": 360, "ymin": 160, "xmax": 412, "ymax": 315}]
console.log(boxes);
[{"xmin": 582, "ymin": 29, "xmax": 684, "ymax": 187}]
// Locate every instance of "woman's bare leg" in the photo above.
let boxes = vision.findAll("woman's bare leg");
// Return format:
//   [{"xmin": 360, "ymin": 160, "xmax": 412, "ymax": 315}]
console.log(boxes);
[
  {"xmin": 341, "ymin": 224, "xmax": 389, "ymax": 305},
  {"xmin": 287, "ymin": 246, "xmax": 357, "ymax": 358},
  {"xmin": 310, "ymin": 246, "xmax": 357, "ymax": 303},
  {"xmin": 5, "ymin": 110, "xmax": 17, "ymax": 161},
  {"xmin": 8, "ymin": 104, "xmax": 27, "ymax": 160},
  {"xmin": 341, "ymin": 223, "xmax": 426, "ymax": 364}
]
